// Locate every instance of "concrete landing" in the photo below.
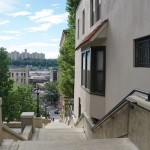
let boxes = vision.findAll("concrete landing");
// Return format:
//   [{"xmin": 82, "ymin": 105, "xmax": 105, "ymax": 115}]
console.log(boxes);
[
  {"xmin": 17, "ymin": 138, "xmax": 138, "ymax": 150},
  {"xmin": 44, "ymin": 122, "xmax": 71, "ymax": 129}
]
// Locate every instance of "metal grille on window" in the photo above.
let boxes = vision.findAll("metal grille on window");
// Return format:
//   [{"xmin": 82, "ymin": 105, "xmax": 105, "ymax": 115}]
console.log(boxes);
[{"xmin": 135, "ymin": 38, "xmax": 150, "ymax": 67}]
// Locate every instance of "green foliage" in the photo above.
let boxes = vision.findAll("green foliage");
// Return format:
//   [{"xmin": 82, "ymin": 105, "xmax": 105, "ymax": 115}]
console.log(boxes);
[
  {"xmin": 66, "ymin": 0, "xmax": 81, "ymax": 28},
  {"xmin": 0, "ymin": 47, "xmax": 14, "ymax": 121},
  {"xmin": 58, "ymin": 0, "xmax": 80, "ymax": 98},
  {"xmin": 3, "ymin": 84, "xmax": 36, "ymax": 122},
  {"xmin": 58, "ymin": 29, "xmax": 75, "ymax": 98},
  {"xmin": 43, "ymin": 82, "xmax": 59, "ymax": 104},
  {"xmin": 10, "ymin": 59, "xmax": 58, "ymax": 68}
]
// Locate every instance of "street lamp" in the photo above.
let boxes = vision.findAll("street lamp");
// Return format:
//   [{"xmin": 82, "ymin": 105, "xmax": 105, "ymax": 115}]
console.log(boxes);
[
  {"xmin": 36, "ymin": 87, "xmax": 40, "ymax": 117},
  {"xmin": 44, "ymin": 102, "xmax": 47, "ymax": 118}
]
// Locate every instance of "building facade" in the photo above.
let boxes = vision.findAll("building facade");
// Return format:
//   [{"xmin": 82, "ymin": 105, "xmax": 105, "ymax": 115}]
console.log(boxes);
[
  {"xmin": 74, "ymin": 0, "xmax": 150, "ymax": 120},
  {"xmin": 50, "ymin": 68, "xmax": 58, "ymax": 82},
  {"xmin": 9, "ymin": 68, "xmax": 29, "ymax": 84}
]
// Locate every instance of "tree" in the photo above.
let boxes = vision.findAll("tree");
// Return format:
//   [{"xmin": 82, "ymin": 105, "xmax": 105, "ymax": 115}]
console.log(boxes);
[
  {"xmin": 0, "ymin": 47, "xmax": 13, "ymax": 121},
  {"xmin": 58, "ymin": 0, "xmax": 80, "ymax": 98},
  {"xmin": 58, "ymin": 29, "xmax": 75, "ymax": 98},
  {"xmin": 66, "ymin": 0, "xmax": 81, "ymax": 28},
  {"xmin": 43, "ymin": 82, "xmax": 59, "ymax": 105},
  {"xmin": 5, "ymin": 84, "xmax": 36, "ymax": 122}
]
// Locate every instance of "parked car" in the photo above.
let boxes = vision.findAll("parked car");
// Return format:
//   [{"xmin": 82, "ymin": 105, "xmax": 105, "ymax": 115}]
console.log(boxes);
[{"xmin": 54, "ymin": 109, "xmax": 60, "ymax": 114}]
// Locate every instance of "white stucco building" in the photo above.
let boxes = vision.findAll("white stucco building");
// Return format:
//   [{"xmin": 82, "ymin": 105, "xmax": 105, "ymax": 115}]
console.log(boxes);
[{"xmin": 74, "ymin": 0, "xmax": 150, "ymax": 120}]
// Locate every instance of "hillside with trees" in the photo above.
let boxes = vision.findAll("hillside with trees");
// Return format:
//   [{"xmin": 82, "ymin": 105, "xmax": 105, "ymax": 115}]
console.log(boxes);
[{"xmin": 10, "ymin": 58, "xmax": 58, "ymax": 68}]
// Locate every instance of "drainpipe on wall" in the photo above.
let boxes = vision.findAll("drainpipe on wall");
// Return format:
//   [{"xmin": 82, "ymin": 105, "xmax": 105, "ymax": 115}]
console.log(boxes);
[{"xmin": 0, "ymin": 98, "xmax": 2, "ymax": 144}]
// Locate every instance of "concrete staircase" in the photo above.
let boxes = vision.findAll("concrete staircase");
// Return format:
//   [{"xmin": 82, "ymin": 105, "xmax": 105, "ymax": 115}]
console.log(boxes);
[{"xmin": 0, "ymin": 122, "xmax": 139, "ymax": 150}]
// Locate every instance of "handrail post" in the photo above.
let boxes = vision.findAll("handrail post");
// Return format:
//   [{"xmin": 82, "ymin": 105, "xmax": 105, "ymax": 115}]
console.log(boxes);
[{"xmin": 0, "ymin": 98, "xmax": 2, "ymax": 144}]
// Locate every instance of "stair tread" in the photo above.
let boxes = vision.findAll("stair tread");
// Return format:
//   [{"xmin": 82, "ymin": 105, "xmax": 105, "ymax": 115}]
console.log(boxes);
[{"xmin": 17, "ymin": 138, "xmax": 138, "ymax": 150}]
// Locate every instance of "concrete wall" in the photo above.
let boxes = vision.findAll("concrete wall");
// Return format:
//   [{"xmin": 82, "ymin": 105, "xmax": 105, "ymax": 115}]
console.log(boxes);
[
  {"xmin": 74, "ymin": 0, "xmax": 150, "ymax": 119},
  {"xmin": 2, "ymin": 124, "xmax": 25, "ymax": 141},
  {"xmin": 103, "ymin": 0, "xmax": 150, "ymax": 113},
  {"xmin": 4, "ymin": 122, "xmax": 21, "ymax": 128},
  {"xmin": 76, "ymin": 104, "xmax": 129, "ymax": 139},
  {"xmin": 76, "ymin": 103, "xmax": 150, "ymax": 150},
  {"xmin": 129, "ymin": 105, "xmax": 150, "ymax": 150}
]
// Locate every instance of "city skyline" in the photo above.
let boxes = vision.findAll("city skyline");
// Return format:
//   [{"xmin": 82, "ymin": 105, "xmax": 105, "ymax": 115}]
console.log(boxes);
[
  {"xmin": 8, "ymin": 49, "xmax": 45, "ymax": 60},
  {"xmin": 0, "ymin": 0, "xmax": 68, "ymax": 59}
]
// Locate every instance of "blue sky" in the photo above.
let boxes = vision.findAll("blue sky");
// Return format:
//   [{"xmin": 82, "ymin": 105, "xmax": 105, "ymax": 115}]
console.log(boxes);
[{"xmin": 0, "ymin": 0, "xmax": 68, "ymax": 58}]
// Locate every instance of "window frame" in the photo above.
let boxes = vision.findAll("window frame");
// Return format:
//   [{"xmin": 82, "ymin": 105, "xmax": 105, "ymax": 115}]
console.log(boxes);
[
  {"xmin": 82, "ymin": 9, "xmax": 85, "ymax": 35},
  {"xmin": 77, "ymin": 19, "xmax": 80, "ymax": 39},
  {"xmin": 90, "ymin": 0, "xmax": 94, "ymax": 27},
  {"xmin": 134, "ymin": 35, "xmax": 150, "ymax": 67},
  {"xmin": 81, "ymin": 46, "xmax": 106, "ymax": 96}
]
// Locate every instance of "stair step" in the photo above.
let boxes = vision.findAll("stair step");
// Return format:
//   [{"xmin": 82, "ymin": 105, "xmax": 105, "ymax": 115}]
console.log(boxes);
[
  {"xmin": 17, "ymin": 138, "xmax": 138, "ymax": 150},
  {"xmin": 1, "ymin": 139, "xmax": 13, "ymax": 150},
  {"xmin": 38, "ymin": 128, "xmax": 87, "ymax": 141},
  {"xmin": 44, "ymin": 122, "xmax": 71, "ymax": 129},
  {"xmin": 40, "ymin": 128, "xmax": 84, "ymax": 133},
  {"xmin": 9, "ymin": 141, "xmax": 18, "ymax": 150}
]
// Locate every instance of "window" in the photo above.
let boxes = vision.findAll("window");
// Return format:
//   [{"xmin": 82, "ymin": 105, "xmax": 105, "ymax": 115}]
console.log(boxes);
[
  {"xmin": 90, "ymin": 0, "xmax": 94, "ymax": 26},
  {"xmin": 90, "ymin": 0, "xmax": 101, "ymax": 26},
  {"xmin": 11, "ymin": 73, "xmax": 14, "ymax": 78},
  {"xmin": 16, "ymin": 73, "xmax": 18, "ymax": 77},
  {"xmin": 96, "ymin": 0, "xmax": 101, "ymax": 21},
  {"xmin": 24, "ymin": 73, "xmax": 26, "ymax": 77},
  {"xmin": 78, "ymin": 19, "xmax": 80, "ymax": 39},
  {"xmin": 135, "ymin": 35, "xmax": 150, "ymax": 67},
  {"xmin": 21, "ymin": 73, "xmax": 23, "ymax": 77},
  {"xmin": 81, "ymin": 46, "xmax": 105, "ymax": 95},
  {"xmin": 82, "ymin": 10, "xmax": 85, "ymax": 35}
]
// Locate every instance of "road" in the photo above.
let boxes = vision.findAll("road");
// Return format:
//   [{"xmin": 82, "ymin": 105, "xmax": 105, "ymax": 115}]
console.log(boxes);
[{"xmin": 46, "ymin": 105, "xmax": 61, "ymax": 121}]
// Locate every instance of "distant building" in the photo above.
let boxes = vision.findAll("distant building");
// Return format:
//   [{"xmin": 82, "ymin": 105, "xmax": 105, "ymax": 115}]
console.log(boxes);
[
  {"xmin": 8, "ymin": 49, "xmax": 45, "ymax": 60},
  {"xmin": 50, "ymin": 68, "xmax": 58, "ymax": 82},
  {"xmin": 10, "ymin": 51, "xmax": 19, "ymax": 60},
  {"xmin": 29, "ymin": 76, "xmax": 48, "ymax": 84},
  {"xmin": 9, "ymin": 68, "xmax": 29, "ymax": 84},
  {"xmin": 59, "ymin": 30, "xmax": 67, "ymax": 47}
]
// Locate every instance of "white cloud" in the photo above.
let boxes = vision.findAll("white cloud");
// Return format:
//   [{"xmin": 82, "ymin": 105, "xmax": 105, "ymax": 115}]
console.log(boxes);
[
  {"xmin": 25, "ymin": 23, "xmax": 52, "ymax": 32},
  {"xmin": 26, "ymin": 9, "xmax": 68, "ymax": 32},
  {"xmin": 0, "ymin": 19, "xmax": 10, "ymax": 25},
  {"xmin": 52, "ymin": 4, "xmax": 59, "ymax": 7},
  {"xmin": 50, "ymin": 38, "xmax": 60, "ymax": 42},
  {"xmin": 3, "ymin": 30, "xmax": 20, "ymax": 34},
  {"xmin": 25, "ymin": 42, "xmax": 57, "ymax": 47},
  {"xmin": 29, "ymin": 9, "xmax": 53, "ymax": 21},
  {"xmin": 7, "ymin": 11, "xmax": 31, "ymax": 17},
  {"xmin": 0, "ymin": 36, "xmax": 18, "ymax": 41},
  {"xmin": 0, "ymin": 0, "xmax": 18, "ymax": 13},
  {"xmin": 7, "ymin": 42, "xmax": 58, "ymax": 49},
  {"xmin": 25, "ymin": 3, "xmax": 31, "ymax": 8}
]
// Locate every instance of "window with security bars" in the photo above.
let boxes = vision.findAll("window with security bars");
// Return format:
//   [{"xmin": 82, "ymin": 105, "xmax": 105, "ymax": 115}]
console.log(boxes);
[{"xmin": 135, "ymin": 36, "xmax": 150, "ymax": 67}]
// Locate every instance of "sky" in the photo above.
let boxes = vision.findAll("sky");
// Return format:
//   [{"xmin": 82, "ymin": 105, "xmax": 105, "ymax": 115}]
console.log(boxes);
[{"xmin": 0, "ymin": 0, "xmax": 68, "ymax": 59}]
